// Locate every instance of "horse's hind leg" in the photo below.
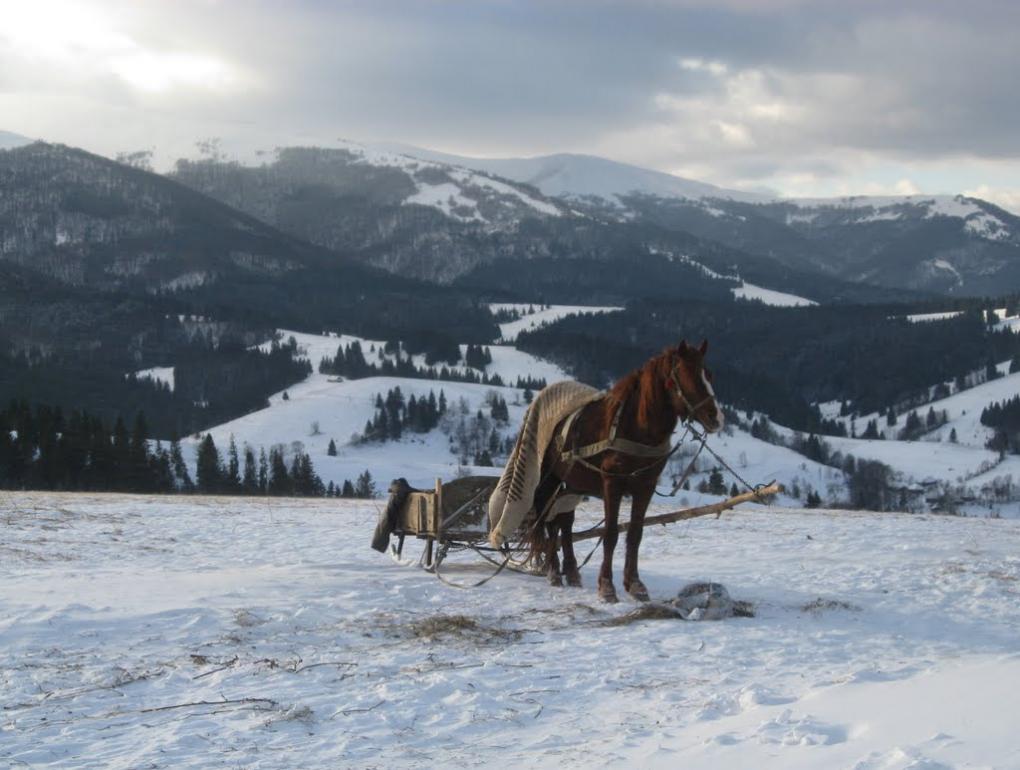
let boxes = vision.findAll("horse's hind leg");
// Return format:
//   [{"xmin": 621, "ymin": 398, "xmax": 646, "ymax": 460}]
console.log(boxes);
[
  {"xmin": 560, "ymin": 511, "xmax": 582, "ymax": 587},
  {"xmin": 545, "ymin": 517, "xmax": 563, "ymax": 586}
]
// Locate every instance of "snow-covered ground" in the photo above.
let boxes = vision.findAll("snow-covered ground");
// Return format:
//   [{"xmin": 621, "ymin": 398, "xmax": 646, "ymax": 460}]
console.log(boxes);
[
  {"xmin": 175, "ymin": 319, "xmax": 1020, "ymax": 513},
  {"xmin": 3, "ymin": 492, "xmax": 1020, "ymax": 769},
  {"xmin": 183, "ymin": 328, "xmax": 831, "ymax": 504},
  {"xmin": 732, "ymin": 282, "xmax": 816, "ymax": 307},
  {"xmin": 185, "ymin": 373, "xmax": 527, "ymax": 489},
  {"xmin": 133, "ymin": 366, "xmax": 175, "ymax": 391},
  {"xmin": 491, "ymin": 304, "xmax": 623, "ymax": 343},
  {"xmin": 192, "ymin": 329, "xmax": 576, "ymax": 488},
  {"xmin": 903, "ymin": 311, "xmax": 964, "ymax": 324}
]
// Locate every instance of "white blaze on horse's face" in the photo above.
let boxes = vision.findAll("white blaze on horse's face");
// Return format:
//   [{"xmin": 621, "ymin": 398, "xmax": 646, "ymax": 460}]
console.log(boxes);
[
  {"xmin": 699, "ymin": 369, "xmax": 724, "ymax": 433},
  {"xmin": 700, "ymin": 369, "xmax": 715, "ymax": 398}
]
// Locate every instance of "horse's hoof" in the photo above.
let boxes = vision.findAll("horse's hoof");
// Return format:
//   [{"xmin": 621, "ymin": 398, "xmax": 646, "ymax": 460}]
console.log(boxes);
[
  {"xmin": 626, "ymin": 582, "xmax": 650, "ymax": 602},
  {"xmin": 548, "ymin": 571, "xmax": 563, "ymax": 587},
  {"xmin": 565, "ymin": 568, "xmax": 582, "ymax": 587},
  {"xmin": 598, "ymin": 582, "xmax": 618, "ymax": 603}
]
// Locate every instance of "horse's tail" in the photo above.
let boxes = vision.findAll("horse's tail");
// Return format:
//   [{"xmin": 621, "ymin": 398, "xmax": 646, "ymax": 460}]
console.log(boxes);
[{"xmin": 523, "ymin": 512, "xmax": 551, "ymax": 568}]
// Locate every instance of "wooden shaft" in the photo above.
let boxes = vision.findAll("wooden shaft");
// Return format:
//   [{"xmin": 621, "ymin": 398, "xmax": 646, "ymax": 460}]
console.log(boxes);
[{"xmin": 571, "ymin": 483, "xmax": 782, "ymax": 543}]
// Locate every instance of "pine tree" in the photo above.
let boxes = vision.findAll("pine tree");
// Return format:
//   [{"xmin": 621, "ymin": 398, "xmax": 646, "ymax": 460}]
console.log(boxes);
[
  {"xmin": 258, "ymin": 448, "xmax": 269, "ymax": 493},
  {"xmin": 170, "ymin": 436, "xmax": 193, "ymax": 491},
  {"xmin": 242, "ymin": 448, "xmax": 258, "ymax": 493},
  {"xmin": 327, "ymin": 438, "xmax": 337, "ymax": 456},
  {"xmin": 227, "ymin": 435, "xmax": 241, "ymax": 492},
  {"xmin": 268, "ymin": 448, "xmax": 291, "ymax": 495},
  {"xmin": 354, "ymin": 469, "xmax": 377, "ymax": 498},
  {"xmin": 128, "ymin": 412, "xmax": 151, "ymax": 492},
  {"xmin": 196, "ymin": 434, "xmax": 222, "ymax": 493},
  {"xmin": 708, "ymin": 467, "xmax": 726, "ymax": 495}
]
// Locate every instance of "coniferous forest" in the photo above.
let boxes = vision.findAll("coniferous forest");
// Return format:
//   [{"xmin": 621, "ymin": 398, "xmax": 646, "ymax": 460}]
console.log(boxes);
[
  {"xmin": 517, "ymin": 301, "xmax": 1020, "ymax": 433},
  {"xmin": 0, "ymin": 401, "xmax": 337, "ymax": 497}
]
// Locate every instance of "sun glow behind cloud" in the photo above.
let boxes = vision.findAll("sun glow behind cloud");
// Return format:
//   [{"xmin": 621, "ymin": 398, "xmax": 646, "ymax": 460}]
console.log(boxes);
[{"xmin": 1, "ymin": 0, "xmax": 239, "ymax": 93}]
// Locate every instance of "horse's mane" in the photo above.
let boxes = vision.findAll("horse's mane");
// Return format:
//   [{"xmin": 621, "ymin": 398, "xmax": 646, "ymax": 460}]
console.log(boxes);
[{"xmin": 605, "ymin": 348, "xmax": 675, "ymax": 431}]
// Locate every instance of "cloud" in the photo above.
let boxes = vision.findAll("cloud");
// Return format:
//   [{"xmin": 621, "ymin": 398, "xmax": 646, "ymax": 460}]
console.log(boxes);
[
  {"xmin": 1, "ymin": 0, "xmax": 1018, "ymax": 201},
  {"xmin": 964, "ymin": 186, "xmax": 1020, "ymax": 216}
]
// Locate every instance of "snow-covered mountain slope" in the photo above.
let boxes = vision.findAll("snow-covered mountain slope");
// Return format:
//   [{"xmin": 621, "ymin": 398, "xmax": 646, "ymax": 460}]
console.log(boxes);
[
  {"xmin": 732, "ymin": 282, "xmax": 816, "ymax": 307},
  {"xmin": 650, "ymin": 193, "xmax": 1020, "ymax": 296},
  {"xmin": 375, "ymin": 141, "xmax": 768, "ymax": 205},
  {"xmin": 170, "ymin": 323, "xmax": 1020, "ymax": 514},
  {"xmin": 175, "ymin": 328, "xmax": 827, "ymax": 504},
  {"xmin": 491, "ymin": 303, "xmax": 623, "ymax": 342},
  {"xmin": 0, "ymin": 129, "xmax": 33, "ymax": 151},
  {"xmin": 822, "ymin": 355, "xmax": 1019, "ymax": 449},
  {"xmin": 181, "ymin": 329, "xmax": 570, "ymax": 488},
  {"xmin": 133, "ymin": 366, "xmax": 175, "ymax": 391},
  {"xmin": 334, "ymin": 140, "xmax": 566, "ymax": 222},
  {"xmin": 4, "ymin": 491, "xmax": 1020, "ymax": 768}
]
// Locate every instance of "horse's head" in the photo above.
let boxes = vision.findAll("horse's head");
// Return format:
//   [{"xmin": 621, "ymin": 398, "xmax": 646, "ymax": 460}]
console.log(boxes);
[{"xmin": 666, "ymin": 339, "xmax": 724, "ymax": 433}]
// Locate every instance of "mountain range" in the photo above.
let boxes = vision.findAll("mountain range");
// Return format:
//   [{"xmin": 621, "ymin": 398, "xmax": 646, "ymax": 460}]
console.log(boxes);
[{"xmin": 169, "ymin": 139, "xmax": 1020, "ymax": 297}]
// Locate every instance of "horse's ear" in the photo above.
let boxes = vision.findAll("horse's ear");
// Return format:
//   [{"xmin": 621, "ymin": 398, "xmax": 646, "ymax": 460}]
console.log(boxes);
[
  {"xmin": 677, "ymin": 339, "xmax": 689, "ymax": 354},
  {"xmin": 698, "ymin": 339, "xmax": 708, "ymax": 356}
]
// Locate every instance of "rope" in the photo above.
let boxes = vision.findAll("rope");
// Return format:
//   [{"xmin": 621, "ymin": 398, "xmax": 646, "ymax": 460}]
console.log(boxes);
[
  {"xmin": 655, "ymin": 426, "xmax": 707, "ymax": 497},
  {"xmin": 691, "ymin": 424, "xmax": 762, "ymax": 494},
  {"xmin": 433, "ymin": 542, "xmax": 513, "ymax": 589}
]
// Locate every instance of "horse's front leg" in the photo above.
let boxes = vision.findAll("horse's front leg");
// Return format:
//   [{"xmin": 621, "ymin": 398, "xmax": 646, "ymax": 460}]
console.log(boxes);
[
  {"xmin": 559, "ymin": 510, "xmax": 582, "ymax": 587},
  {"xmin": 598, "ymin": 481, "xmax": 623, "ymax": 603},
  {"xmin": 623, "ymin": 484, "xmax": 654, "ymax": 602}
]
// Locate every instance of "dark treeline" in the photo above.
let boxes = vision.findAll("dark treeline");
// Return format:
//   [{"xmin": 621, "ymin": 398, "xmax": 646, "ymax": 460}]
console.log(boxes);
[
  {"xmin": 174, "ymin": 335, "xmax": 312, "ymax": 427},
  {"xmin": 0, "ymin": 401, "xmax": 189, "ymax": 492},
  {"xmin": 0, "ymin": 400, "xmax": 341, "ymax": 497},
  {"xmin": 0, "ymin": 318, "xmax": 312, "ymax": 440},
  {"xmin": 360, "ymin": 387, "xmax": 448, "ymax": 442},
  {"xmin": 981, "ymin": 395, "xmax": 1020, "ymax": 454},
  {"xmin": 517, "ymin": 301, "xmax": 1020, "ymax": 434},
  {"xmin": 194, "ymin": 433, "xmax": 326, "ymax": 496},
  {"xmin": 982, "ymin": 396, "xmax": 1020, "ymax": 433},
  {"xmin": 464, "ymin": 344, "xmax": 493, "ymax": 370},
  {"xmin": 319, "ymin": 340, "xmax": 545, "ymax": 390}
]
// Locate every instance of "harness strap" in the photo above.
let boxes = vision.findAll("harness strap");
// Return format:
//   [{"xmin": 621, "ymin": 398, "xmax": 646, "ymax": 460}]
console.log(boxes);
[
  {"xmin": 557, "ymin": 395, "xmax": 676, "ymax": 467},
  {"xmin": 567, "ymin": 434, "xmax": 674, "ymax": 461}
]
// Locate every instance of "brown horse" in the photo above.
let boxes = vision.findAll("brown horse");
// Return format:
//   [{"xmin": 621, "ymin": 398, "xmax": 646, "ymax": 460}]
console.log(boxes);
[{"xmin": 530, "ymin": 339, "xmax": 723, "ymax": 603}]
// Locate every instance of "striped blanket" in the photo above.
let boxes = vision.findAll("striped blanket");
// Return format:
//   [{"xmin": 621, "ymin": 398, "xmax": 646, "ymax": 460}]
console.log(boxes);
[{"xmin": 488, "ymin": 381, "xmax": 602, "ymax": 548}]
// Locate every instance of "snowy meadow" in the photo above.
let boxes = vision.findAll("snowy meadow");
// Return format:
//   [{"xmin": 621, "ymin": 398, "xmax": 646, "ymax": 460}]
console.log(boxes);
[{"xmin": 3, "ymin": 492, "xmax": 1019, "ymax": 768}]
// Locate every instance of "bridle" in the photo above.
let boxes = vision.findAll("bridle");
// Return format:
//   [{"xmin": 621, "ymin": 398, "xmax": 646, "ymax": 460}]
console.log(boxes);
[{"xmin": 666, "ymin": 360, "xmax": 716, "ymax": 425}]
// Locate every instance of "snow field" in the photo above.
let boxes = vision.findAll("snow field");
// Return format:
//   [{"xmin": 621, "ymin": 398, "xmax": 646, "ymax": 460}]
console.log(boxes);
[
  {"xmin": 196, "ymin": 328, "xmax": 577, "ymax": 488},
  {"xmin": 334, "ymin": 140, "xmax": 562, "ymax": 222},
  {"xmin": 132, "ymin": 366, "xmax": 175, "ymax": 391},
  {"xmin": 197, "ymin": 323, "xmax": 1020, "ymax": 513},
  {"xmin": 732, "ymin": 282, "xmax": 816, "ymax": 307},
  {"xmin": 490, "ymin": 303, "xmax": 623, "ymax": 343},
  {"xmin": 190, "ymin": 329, "xmax": 830, "ymax": 505},
  {"xmin": 3, "ymin": 492, "xmax": 1020, "ymax": 768}
]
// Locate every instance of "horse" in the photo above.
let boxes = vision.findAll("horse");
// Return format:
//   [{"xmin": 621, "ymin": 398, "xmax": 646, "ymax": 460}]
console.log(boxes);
[{"xmin": 529, "ymin": 339, "xmax": 723, "ymax": 603}]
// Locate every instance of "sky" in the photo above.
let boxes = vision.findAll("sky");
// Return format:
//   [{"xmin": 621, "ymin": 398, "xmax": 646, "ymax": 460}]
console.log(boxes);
[{"xmin": 1, "ymin": 0, "xmax": 1019, "ymax": 211}]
